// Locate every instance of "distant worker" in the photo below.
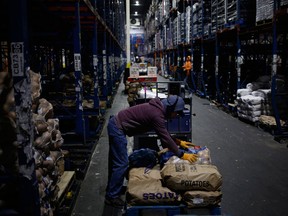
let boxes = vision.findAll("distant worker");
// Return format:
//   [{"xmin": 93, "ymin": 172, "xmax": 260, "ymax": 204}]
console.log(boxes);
[
  {"xmin": 105, "ymin": 95, "xmax": 197, "ymax": 208},
  {"xmin": 182, "ymin": 55, "xmax": 192, "ymax": 91}
]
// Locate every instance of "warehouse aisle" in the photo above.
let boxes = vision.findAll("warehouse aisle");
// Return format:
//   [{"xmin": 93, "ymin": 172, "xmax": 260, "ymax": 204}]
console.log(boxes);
[
  {"xmin": 190, "ymin": 96, "xmax": 288, "ymax": 216},
  {"xmin": 72, "ymin": 76, "xmax": 288, "ymax": 216},
  {"xmin": 71, "ymin": 78, "xmax": 130, "ymax": 216}
]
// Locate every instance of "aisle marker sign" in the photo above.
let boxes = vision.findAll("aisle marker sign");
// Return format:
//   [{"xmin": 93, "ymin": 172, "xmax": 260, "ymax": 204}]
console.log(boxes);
[
  {"xmin": 130, "ymin": 65, "xmax": 139, "ymax": 78},
  {"xmin": 11, "ymin": 42, "xmax": 24, "ymax": 77},
  {"xmin": 148, "ymin": 66, "xmax": 157, "ymax": 77},
  {"xmin": 74, "ymin": 53, "xmax": 82, "ymax": 71}
]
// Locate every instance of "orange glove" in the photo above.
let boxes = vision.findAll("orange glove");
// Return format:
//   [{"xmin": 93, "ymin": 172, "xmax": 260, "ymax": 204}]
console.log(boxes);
[
  {"xmin": 175, "ymin": 139, "xmax": 195, "ymax": 149},
  {"xmin": 181, "ymin": 153, "xmax": 198, "ymax": 163}
]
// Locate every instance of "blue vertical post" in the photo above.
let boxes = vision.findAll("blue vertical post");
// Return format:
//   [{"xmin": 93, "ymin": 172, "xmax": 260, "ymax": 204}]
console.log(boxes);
[
  {"xmin": 74, "ymin": 0, "xmax": 85, "ymax": 137},
  {"xmin": 272, "ymin": 0, "xmax": 278, "ymax": 77},
  {"xmin": 93, "ymin": 0, "xmax": 99, "ymax": 112},
  {"xmin": 215, "ymin": 34, "xmax": 221, "ymax": 102},
  {"xmin": 200, "ymin": 1, "xmax": 206, "ymax": 97},
  {"xmin": 190, "ymin": 0, "xmax": 196, "ymax": 91},
  {"xmin": 215, "ymin": 0, "xmax": 221, "ymax": 103},
  {"xmin": 100, "ymin": 0, "xmax": 108, "ymax": 103},
  {"xmin": 9, "ymin": 0, "xmax": 40, "ymax": 215},
  {"xmin": 236, "ymin": 0, "xmax": 241, "ymax": 90},
  {"xmin": 106, "ymin": 0, "xmax": 112, "ymax": 97},
  {"xmin": 183, "ymin": 0, "xmax": 186, "ymax": 61},
  {"xmin": 271, "ymin": 0, "xmax": 281, "ymax": 134},
  {"xmin": 111, "ymin": 4, "xmax": 116, "ymax": 86},
  {"xmin": 236, "ymin": 25, "xmax": 241, "ymax": 90}
]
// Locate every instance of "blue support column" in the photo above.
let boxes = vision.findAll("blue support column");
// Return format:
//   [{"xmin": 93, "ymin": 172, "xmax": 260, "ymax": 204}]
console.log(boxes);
[
  {"xmin": 93, "ymin": 0, "xmax": 99, "ymax": 112},
  {"xmin": 215, "ymin": 34, "xmax": 221, "ymax": 103},
  {"xmin": 74, "ymin": 0, "xmax": 85, "ymax": 136},
  {"xmin": 9, "ymin": 0, "xmax": 40, "ymax": 215},
  {"xmin": 236, "ymin": 25, "xmax": 241, "ymax": 90},
  {"xmin": 102, "ymin": 1, "xmax": 108, "ymax": 102},
  {"xmin": 106, "ymin": 0, "xmax": 112, "ymax": 97},
  {"xmin": 200, "ymin": 1, "xmax": 206, "ymax": 97},
  {"xmin": 271, "ymin": 0, "xmax": 282, "ymax": 135},
  {"xmin": 236, "ymin": 0, "xmax": 241, "ymax": 90},
  {"xmin": 215, "ymin": 0, "xmax": 221, "ymax": 103},
  {"xmin": 190, "ymin": 0, "xmax": 196, "ymax": 92}
]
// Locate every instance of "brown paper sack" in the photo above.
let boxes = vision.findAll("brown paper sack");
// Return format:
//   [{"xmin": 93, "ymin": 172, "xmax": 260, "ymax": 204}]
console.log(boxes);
[
  {"xmin": 126, "ymin": 166, "xmax": 181, "ymax": 206},
  {"xmin": 160, "ymin": 164, "xmax": 222, "ymax": 191},
  {"xmin": 183, "ymin": 190, "xmax": 222, "ymax": 208}
]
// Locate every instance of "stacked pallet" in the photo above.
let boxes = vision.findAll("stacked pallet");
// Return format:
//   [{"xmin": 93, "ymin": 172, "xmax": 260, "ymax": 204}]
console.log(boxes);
[{"xmin": 236, "ymin": 76, "xmax": 272, "ymax": 123}]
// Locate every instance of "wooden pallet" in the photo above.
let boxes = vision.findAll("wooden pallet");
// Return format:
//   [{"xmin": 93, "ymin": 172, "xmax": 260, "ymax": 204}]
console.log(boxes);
[
  {"xmin": 57, "ymin": 171, "xmax": 76, "ymax": 203},
  {"xmin": 256, "ymin": 19, "xmax": 272, "ymax": 26}
]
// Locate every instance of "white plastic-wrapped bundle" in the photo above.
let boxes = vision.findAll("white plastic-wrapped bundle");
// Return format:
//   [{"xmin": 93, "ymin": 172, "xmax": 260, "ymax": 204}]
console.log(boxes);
[
  {"xmin": 237, "ymin": 88, "xmax": 252, "ymax": 97},
  {"xmin": 281, "ymin": 0, "xmax": 288, "ymax": 6},
  {"xmin": 251, "ymin": 89, "xmax": 272, "ymax": 115},
  {"xmin": 238, "ymin": 95, "xmax": 263, "ymax": 105},
  {"xmin": 237, "ymin": 95, "xmax": 263, "ymax": 122},
  {"xmin": 256, "ymin": 0, "xmax": 273, "ymax": 22},
  {"xmin": 138, "ymin": 88, "xmax": 167, "ymax": 99}
]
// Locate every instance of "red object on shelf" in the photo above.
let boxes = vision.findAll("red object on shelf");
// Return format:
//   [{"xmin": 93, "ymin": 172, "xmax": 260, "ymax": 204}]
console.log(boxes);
[{"xmin": 127, "ymin": 76, "xmax": 157, "ymax": 82}]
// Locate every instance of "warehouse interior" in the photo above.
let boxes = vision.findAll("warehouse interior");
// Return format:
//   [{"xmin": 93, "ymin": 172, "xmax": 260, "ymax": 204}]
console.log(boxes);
[{"xmin": 0, "ymin": 0, "xmax": 288, "ymax": 216}]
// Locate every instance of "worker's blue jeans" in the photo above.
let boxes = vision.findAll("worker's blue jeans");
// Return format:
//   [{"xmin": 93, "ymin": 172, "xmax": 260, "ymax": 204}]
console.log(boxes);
[{"xmin": 106, "ymin": 116, "xmax": 128, "ymax": 199}]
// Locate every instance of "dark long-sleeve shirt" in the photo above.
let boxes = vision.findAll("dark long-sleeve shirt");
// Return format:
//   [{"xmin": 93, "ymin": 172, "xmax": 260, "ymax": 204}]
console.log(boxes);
[{"xmin": 114, "ymin": 97, "xmax": 183, "ymax": 157}]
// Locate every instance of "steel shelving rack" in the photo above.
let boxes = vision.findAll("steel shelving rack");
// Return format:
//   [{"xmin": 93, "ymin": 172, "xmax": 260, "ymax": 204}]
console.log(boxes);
[
  {"xmin": 0, "ymin": 0, "xmax": 126, "ymax": 215},
  {"xmin": 143, "ymin": 0, "xmax": 288, "ymax": 141}
]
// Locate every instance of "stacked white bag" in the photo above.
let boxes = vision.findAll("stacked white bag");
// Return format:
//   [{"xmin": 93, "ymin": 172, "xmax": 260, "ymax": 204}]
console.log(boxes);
[{"xmin": 236, "ymin": 76, "xmax": 272, "ymax": 122}]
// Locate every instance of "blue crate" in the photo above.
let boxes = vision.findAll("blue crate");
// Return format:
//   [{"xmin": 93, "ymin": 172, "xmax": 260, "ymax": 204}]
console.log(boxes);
[
  {"xmin": 125, "ymin": 205, "xmax": 181, "ymax": 216},
  {"xmin": 185, "ymin": 205, "xmax": 222, "ymax": 215},
  {"xmin": 125, "ymin": 205, "xmax": 221, "ymax": 216},
  {"xmin": 166, "ymin": 110, "xmax": 191, "ymax": 133}
]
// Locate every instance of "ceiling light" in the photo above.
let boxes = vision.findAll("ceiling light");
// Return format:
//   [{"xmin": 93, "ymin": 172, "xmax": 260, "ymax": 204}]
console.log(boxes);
[
  {"xmin": 135, "ymin": 11, "xmax": 138, "ymax": 15},
  {"xmin": 135, "ymin": 1, "xmax": 139, "ymax": 5}
]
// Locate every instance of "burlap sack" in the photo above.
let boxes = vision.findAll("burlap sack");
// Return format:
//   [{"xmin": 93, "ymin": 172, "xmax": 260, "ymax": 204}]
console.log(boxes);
[
  {"xmin": 183, "ymin": 190, "xmax": 222, "ymax": 208},
  {"xmin": 160, "ymin": 163, "xmax": 222, "ymax": 191},
  {"xmin": 126, "ymin": 166, "xmax": 181, "ymax": 206}
]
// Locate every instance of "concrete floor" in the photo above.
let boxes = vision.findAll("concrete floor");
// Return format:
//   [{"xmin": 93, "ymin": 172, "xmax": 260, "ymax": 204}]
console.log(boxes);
[{"xmin": 71, "ymin": 76, "xmax": 288, "ymax": 216}]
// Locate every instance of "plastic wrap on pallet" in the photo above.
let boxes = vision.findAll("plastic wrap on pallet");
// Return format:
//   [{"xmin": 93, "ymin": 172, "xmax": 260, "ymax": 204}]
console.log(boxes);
[
  {"xmin": 186, "ymin": 6, "xmax": 191, "ymax": 43},
  {"xmin": 211, "ymin": 0, "xmax": 226, "ymax": 32},
  {"xmin": 177, "ymin": 14, "xmax": 181, "ymax": 44},
  {"xmin": 281, "ymin": 0, "xmax": 288, "ymax": 6},
  {"xmin": 256, "ymin": 0, "xmax": 273, "ymax": 23},
  {"xmin": 167, "ymin": 19, "xmax": 173, "ymax": 49}
]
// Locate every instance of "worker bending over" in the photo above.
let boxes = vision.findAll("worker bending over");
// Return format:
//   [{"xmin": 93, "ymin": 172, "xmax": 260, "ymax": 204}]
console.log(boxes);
[{"xmin": 105, "ymin": 95, "xmax": 197, "ymax": 208}]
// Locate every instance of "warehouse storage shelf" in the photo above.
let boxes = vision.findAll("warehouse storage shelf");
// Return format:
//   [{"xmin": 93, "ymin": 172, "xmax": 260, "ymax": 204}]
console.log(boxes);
[
  {"xmin": 1, "ymin": 0, "xmax": 126, "ymax": 215},
  {"xmin": 142, "ymin": 0, "xmax": 288, "ymax": 142}
]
